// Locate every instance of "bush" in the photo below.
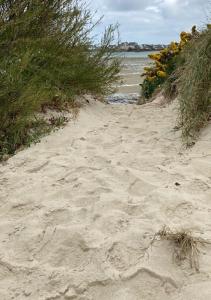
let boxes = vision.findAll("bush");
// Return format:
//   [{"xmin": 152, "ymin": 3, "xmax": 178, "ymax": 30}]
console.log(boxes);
[
  {"xmin": 140, "ymin": 24, "xmax": 211, "ymax": 144},
  {"xmin": 0, "ymin": 0, "xmax": 120, "ymax": 159},
  {"xmin": 177, "ymin": 25, "xmax": 211, "ymax": 144},
  {"xmin": 141, "ymin": 28, "xmax": 196, "ymax": 100}
]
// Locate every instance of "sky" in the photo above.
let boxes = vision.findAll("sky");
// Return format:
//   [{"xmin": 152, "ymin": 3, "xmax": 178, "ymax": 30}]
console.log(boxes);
[{"xmin": 90, "ymin": 0, "xmax": 210, "ymax": 44}]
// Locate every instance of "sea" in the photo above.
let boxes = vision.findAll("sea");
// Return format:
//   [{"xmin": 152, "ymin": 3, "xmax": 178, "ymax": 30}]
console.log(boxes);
[{"xmin": 107, "ymin": 51, "xmax": 156, "ymax": 104}]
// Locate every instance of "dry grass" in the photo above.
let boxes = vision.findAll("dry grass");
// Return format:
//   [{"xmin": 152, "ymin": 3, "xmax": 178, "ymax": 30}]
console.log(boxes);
[{"xmin": 151, "ymin": 226, "xmax": 210, "ymax": 271}]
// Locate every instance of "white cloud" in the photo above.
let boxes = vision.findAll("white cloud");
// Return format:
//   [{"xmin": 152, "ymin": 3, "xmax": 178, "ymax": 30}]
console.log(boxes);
[
  {"xmin": 145, "ymin": 6, "xmax": 161, "ymax": 13},
  {"xmin": 90, "ymin": 0, "xmax": 210, "ymax": 44},
  {"xmin": 104, "ymin": 0, "xmax": 155, "ymax": 11}
]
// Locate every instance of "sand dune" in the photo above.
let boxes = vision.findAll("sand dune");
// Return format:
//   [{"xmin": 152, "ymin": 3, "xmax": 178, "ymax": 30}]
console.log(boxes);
[{"xmin": 0, "ymin": 98, "xmax": 211, "ymax": 300}]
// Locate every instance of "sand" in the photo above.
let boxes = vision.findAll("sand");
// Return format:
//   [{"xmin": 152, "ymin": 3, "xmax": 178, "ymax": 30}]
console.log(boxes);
[{"xmin": 0, "ymin": 97, "xmax": 211, "ymax": 300}]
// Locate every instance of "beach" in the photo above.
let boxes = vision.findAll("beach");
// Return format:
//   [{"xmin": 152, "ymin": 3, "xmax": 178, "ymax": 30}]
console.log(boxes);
[
  {"xmin": 1, "ymin": 0, "xmax": 210, "ymax": 298},
  {"xmin": 0, "ymin": 97, "xmax": 211, "ymax": 300},
  {"xmin": 107, "ymin": 51, "xmax": 154, "ymax": 103}
]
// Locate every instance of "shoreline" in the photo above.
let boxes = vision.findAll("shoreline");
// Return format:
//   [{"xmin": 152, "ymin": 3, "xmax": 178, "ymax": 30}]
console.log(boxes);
[{"xmin": 108, "ymin": 54, "xmax": 149, "ymax": 101}]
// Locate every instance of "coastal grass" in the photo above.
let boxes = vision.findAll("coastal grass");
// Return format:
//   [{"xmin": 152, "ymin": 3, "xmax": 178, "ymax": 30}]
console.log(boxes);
[
  {"xmin": 177, "ymin": 26, "xmax": 211, "ymax": 145},
  {"xmin": 140, "ymin": 25, "xmax": 210, "ymax": 144},
  {"xmin": 163, "ymin": 67, "xmax": 181, "ymax": 101},
  {"xmin": 0, "ymin": 0, "xmax": 120, "ymax": 160},
  {"xmin": 152, "ymin": 226, "xmax": 210, "ymax": 271},
  {"xmin": 0, "ymin": 114, "xmax": 70, "ymax": 161}
]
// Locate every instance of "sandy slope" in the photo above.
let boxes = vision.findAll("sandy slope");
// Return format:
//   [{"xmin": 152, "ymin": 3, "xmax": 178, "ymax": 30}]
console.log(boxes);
[{"xmin": 0, "ymin": 99, "xmax": 211, "ymax": 300}]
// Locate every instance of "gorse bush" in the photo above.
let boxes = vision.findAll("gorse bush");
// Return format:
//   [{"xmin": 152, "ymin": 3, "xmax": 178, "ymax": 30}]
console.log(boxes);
[
  {"xmin": 177, "ymin": 25, "xmax": 211, "ymax": 144},
  {"xmin": 141, "ymin": 27, "xmax": 196, "ymax": 100},
  {"xmin": 141, "ymin": 24, "xmax": 211, "ymax": 144},
  {"xmin": 0, "ymin": 0, "xmax": 120, "ymax": 159}
]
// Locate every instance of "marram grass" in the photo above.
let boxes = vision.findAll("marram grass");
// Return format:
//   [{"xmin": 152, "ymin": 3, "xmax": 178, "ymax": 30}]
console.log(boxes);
[
  {"xmin": 178, "ymin": 26, "xmax": 211, "ymax": 144},
  {"xmin": 141, "ymin": 25, "xmax": 211, "ymax": 144},
  {"xmin": 151, "ymin": 226, "xmax": 211, "ymax": 271}
]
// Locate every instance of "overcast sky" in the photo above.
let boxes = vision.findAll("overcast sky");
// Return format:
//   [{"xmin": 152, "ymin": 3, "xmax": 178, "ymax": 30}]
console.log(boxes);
[{"xmin": 90, "ymin": 0, "xmax": 210, "ymax": 44}]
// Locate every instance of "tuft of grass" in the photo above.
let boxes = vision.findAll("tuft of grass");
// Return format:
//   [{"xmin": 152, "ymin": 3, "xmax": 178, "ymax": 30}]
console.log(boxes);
[
  {"xmin": 151, "ymin": 226, "xmax": 210, "ymax": 271},
  {"xmin": 177, "ymin": 26, "xmax": 211, "ymax": 145},
  {"xmin": 48, "ymin": 115, "xmax": 69, "ymax": 127}
]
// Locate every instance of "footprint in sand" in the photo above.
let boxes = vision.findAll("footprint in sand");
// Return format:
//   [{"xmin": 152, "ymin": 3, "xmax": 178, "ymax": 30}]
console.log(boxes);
[
  {"xmin": 107, "ymin": 241, "xmax": 144, "ymax": 271},
  {"xmin": 166, "ymin": 201, "xmax": 194, "ymax": 219},
  {"xmin": 34, "ymin": 227, "xmax": 96, "ymax": 270},
  {"xmin": 128, "ymin": 178, "xmax": 155, "ymax": 197},
  {"xmin": 27, "ymin": 161, "xmax": 49, "ymax": 173}
]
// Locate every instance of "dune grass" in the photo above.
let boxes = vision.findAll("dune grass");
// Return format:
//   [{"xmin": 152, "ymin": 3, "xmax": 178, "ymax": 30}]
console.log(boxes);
[
  {"xmin": 177, "ymin": 26, "xmax": 211, "ymax": 145},
  {"xmin": 140, "ymin": 25, "xmax": 210, "ymax": 145},
  {"xmin": 151, "ymin": 226, "xmax": 210, "ymax": 271}
]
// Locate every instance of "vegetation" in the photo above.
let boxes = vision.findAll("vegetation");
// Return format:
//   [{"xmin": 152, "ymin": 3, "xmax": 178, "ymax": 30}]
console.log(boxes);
[
  {"xmin": 141, "ymin": 28, "xmax": 195, "ymax": 100},
  {"xmin": 0, "ymin": 0, "xmax": 120, "ymax": 160},
  {"xmin": 152, "ymin": 226, "xmax": 210, "ymax": 271},
  {"xmin": 141, "ymin": 25, "xmax": 211, "ymax": 144},
  {"xmin": 177, "ymin": 26, "xmax": 211, "ymax": 144}
]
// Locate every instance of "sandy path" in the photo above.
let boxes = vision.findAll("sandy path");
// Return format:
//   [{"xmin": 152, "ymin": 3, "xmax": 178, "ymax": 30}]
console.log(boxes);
[{"xmin": 0, "ymin": 100, "xmax": 211, "ymax": 300}]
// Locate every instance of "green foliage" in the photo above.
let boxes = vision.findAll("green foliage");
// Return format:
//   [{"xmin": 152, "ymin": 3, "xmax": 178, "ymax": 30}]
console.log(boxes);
[
  {"xmin": 177, "ymin": 26, "xmax": 211, "ymax": 144},
  {"xmin": 141, "ymin": 76, "xmax": 164, "ymax": 100},
  {"xmin": 0, "ymin": 0, "xmax": 120, "ymax": 159},
  {"xmin": 140, "ymin": 24, "xmax": 211, "ymax": 144},
  {"xmin": 141, "ymin": 28, "xmax": 195, "ymax": 101}
]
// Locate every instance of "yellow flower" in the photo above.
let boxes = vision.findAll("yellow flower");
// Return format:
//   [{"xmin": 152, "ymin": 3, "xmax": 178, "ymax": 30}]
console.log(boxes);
[
  {"xmin": 148, "ymin": 53, "xmax": 161, "ymax": 61},
  {"xmin": 144, "ymin": 67, "xmax": 152, "ymax": 72},
  {"xmin": 180, "ymin": 31, "xmax": 192, "ymax": 43},
  {"xmin": 169, "ymin": 42, "xmax": 179, "ymax": 53},
  {"xmin": 157, "ymin": 71, "xmax": 167, "ymax": 78},
  {"xmin": 147, "ymin": 76, "xmax": 156, "ymax": 82},
  {"xmin": 160, "ymin": 48, "xmax": 168, "ymax": 55},
  {"xmin": 179, "ymin": 40, "xmax": 185, "ymax": 48},
  {"xmin": 156, "ymin": 61, "xmax": 166, "ymax": 70}
]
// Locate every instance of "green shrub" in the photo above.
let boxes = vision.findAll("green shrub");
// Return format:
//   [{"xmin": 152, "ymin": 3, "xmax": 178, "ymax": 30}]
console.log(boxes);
[
  {"xmin": 0, "ymin": 0, "xmax": 120, "ymax": 159},
  {"xmin": 141, "ymin": 28, "xmax": 195, "ymax": 101},
  {"xmin": 140, "ymin": 24, "xmax": 211, "ymax": 144},
  {"xmin": 141, "ymin": 76, "xmax": 164, "ymax": 99}
]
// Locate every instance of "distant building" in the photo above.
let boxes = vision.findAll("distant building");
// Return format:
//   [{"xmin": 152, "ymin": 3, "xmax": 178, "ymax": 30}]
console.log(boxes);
[
  {"xmin": 96, "ymin": 42, "xmax": 169, "ymax": 52},
  {"xmin": 118, "ymin": 42, "xmax": 129, "ymax": 51}
]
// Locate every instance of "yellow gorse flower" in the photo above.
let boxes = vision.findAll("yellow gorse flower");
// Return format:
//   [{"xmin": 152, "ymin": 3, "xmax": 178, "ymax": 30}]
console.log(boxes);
[
  {"xmin": 141, "ymin": 26, "xmax": 202, "ymax": 90},
  {"xmin": 144, "ymin": 67, "xmax": 152, "ymax": 71},
  {"xmin": 160, "ymin": 48, "xmax": 168, "ymax": 55},
  {"xmin": 155, "ymin": 61, "xmax": 166, "ymax": 70},
  {"xmin": 169, "ymin": 42, "xmax": 178, "ymax": 51},
  {"xmin": 180, "ymin": 31, "xmax": 192, "ymax": 43},
  {"xmin": 147, "ymin": 76, "xmax": 156, "ymax": 82},
  {"xmin": 148, "ymin": 53, "xmax": 161, "ymax": 61},
  {"xmin": 141, "ymin": 24, "xmax": 210, "ymax": 99},
  {"xmin": 157, "ymin": 71, "xmax": 167, "ymax": 78}
]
